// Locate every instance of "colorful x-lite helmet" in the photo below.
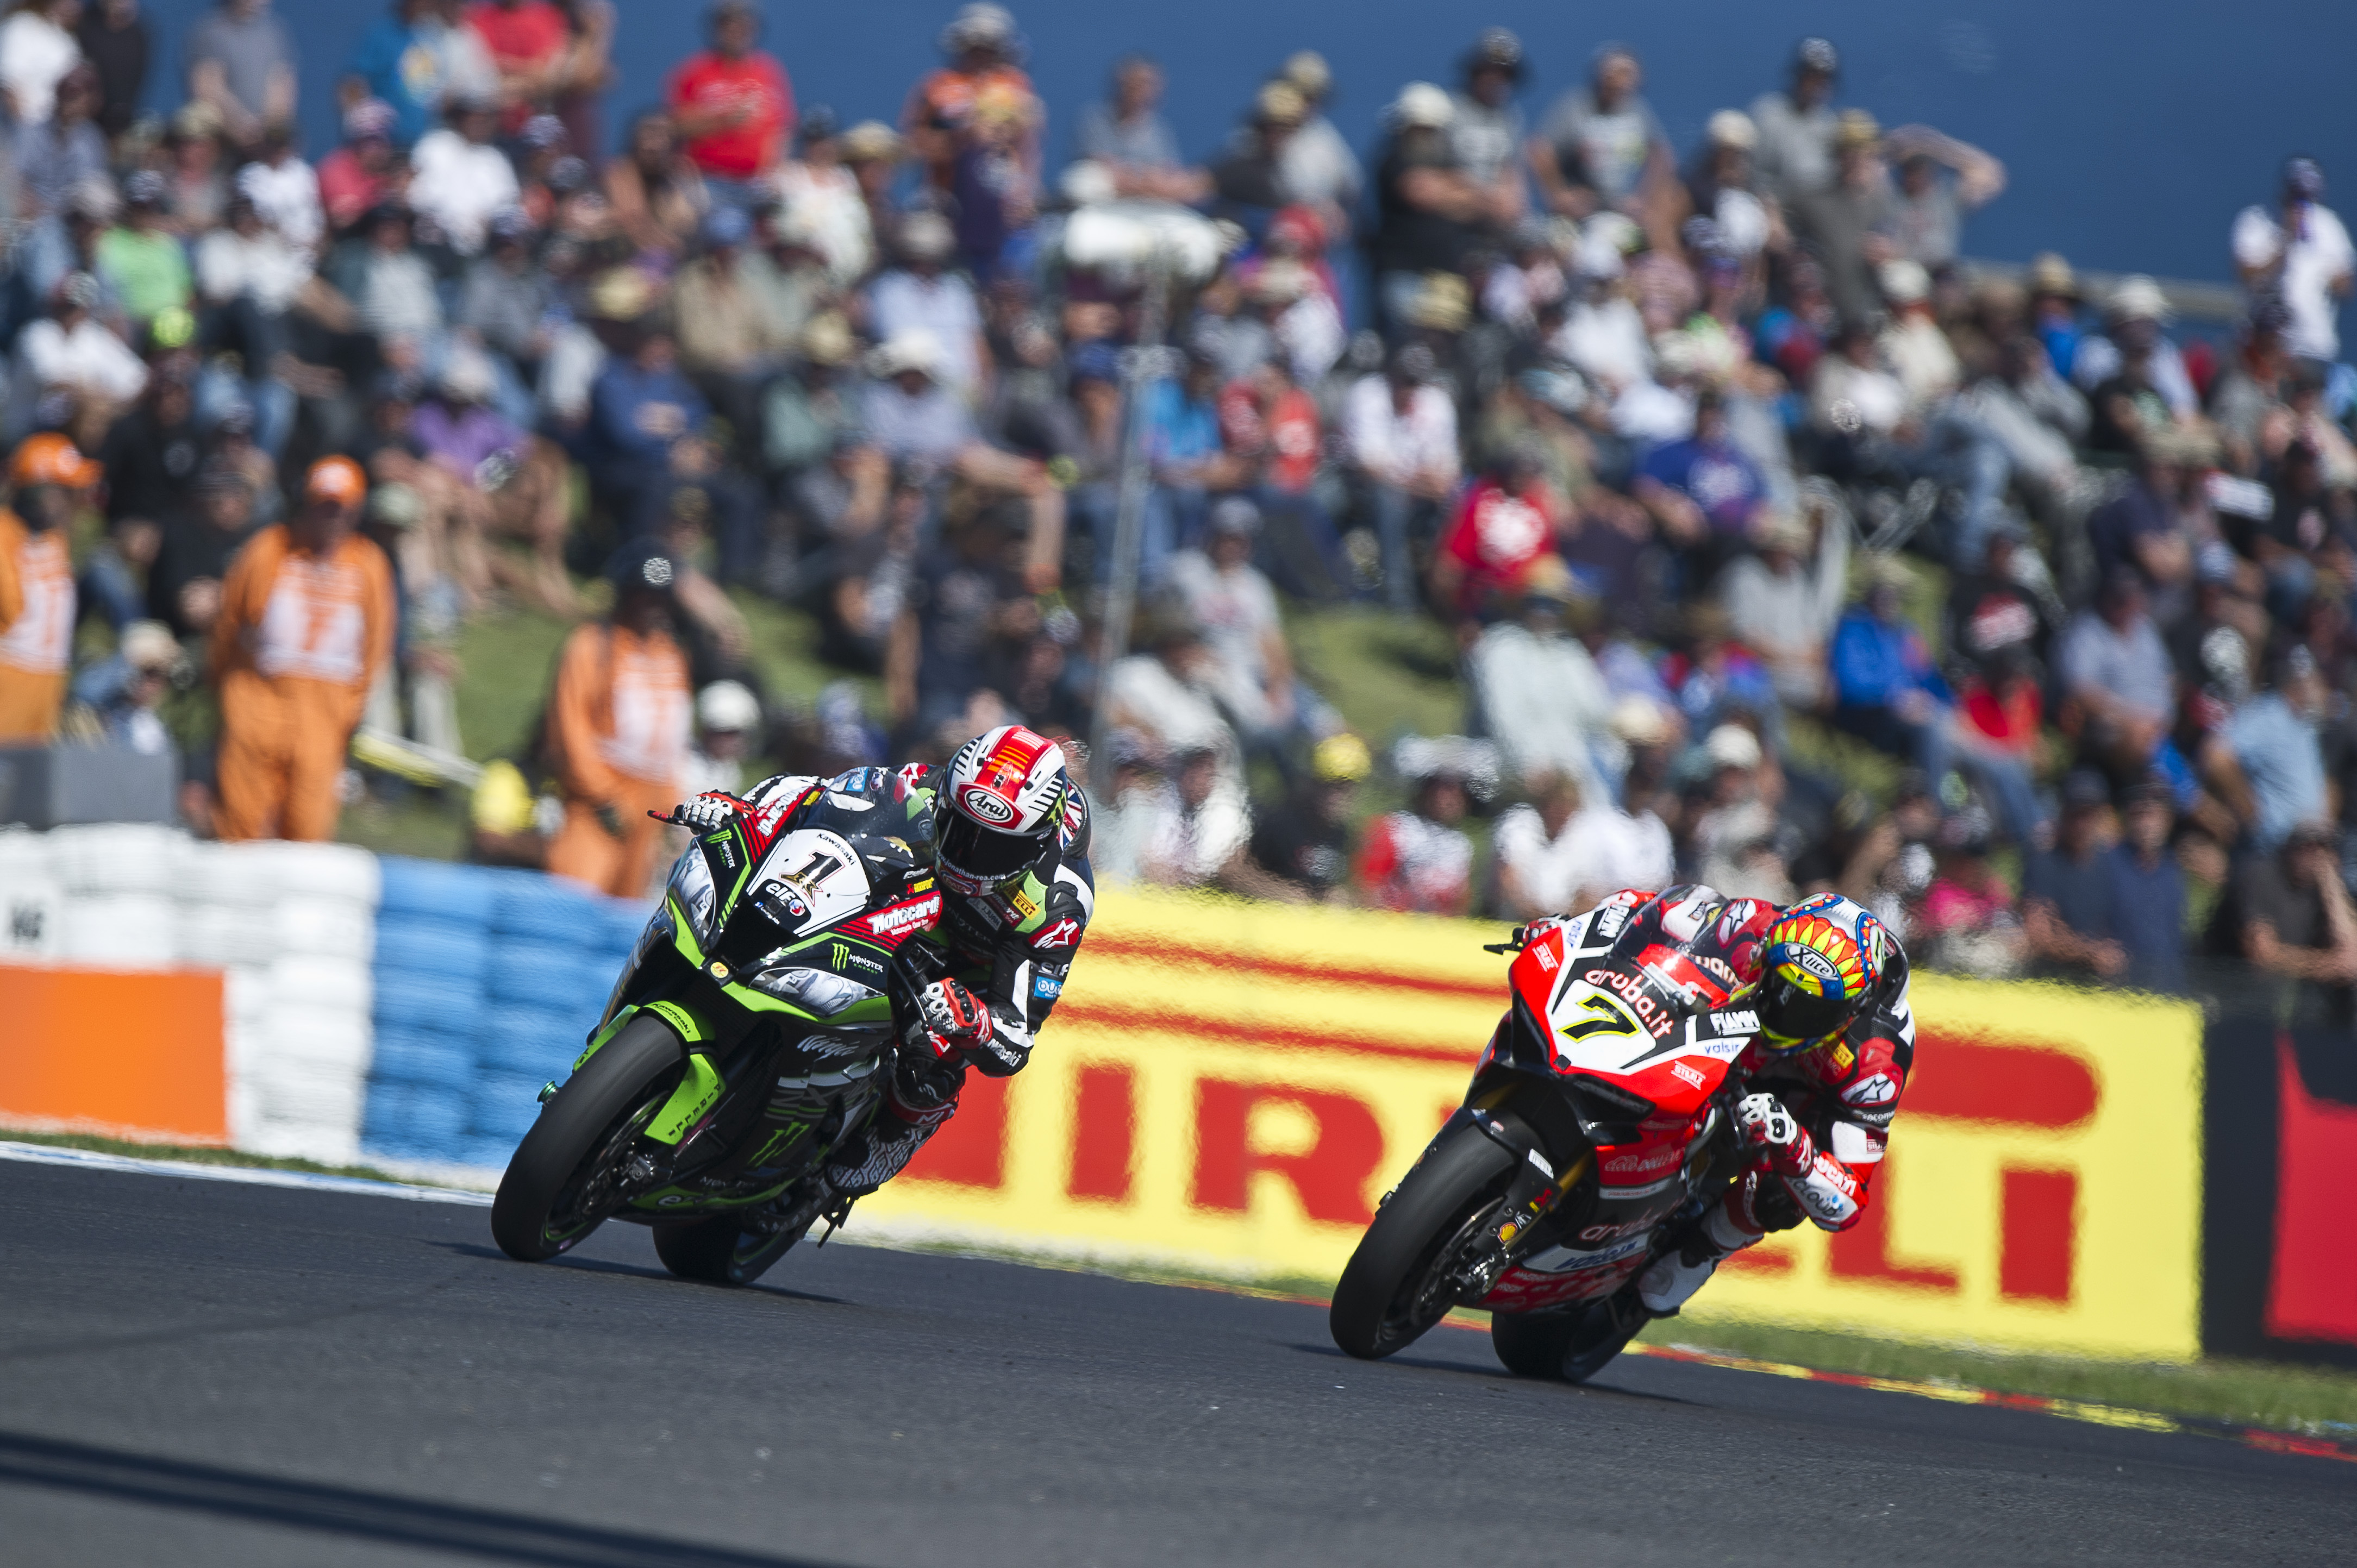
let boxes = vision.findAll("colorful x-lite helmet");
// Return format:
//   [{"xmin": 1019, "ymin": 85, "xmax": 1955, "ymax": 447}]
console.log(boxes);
[
  {"xmin": 1753, "ymin": 894, "xmax": 1888, "ymax": 1053},
  {"xmin": 937, "ymin": 725, "xmax": 1071, "ymax": 896}
]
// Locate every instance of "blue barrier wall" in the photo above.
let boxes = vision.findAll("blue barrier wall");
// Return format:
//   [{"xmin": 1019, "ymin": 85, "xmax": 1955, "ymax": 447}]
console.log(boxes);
[{"xmin": 362, "ymin": 859, "xmax": 649, "ymax": 1170}]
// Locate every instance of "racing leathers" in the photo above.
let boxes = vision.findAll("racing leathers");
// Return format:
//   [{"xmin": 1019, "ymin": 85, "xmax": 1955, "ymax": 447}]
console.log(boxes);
[
  {"xmin": 682, "ymin": 764, "xmax": 1094, "ymax": 1201},
  {"xmin": 1528, "ymin": 885, "xmax": 1915, "ymax": 1317}
]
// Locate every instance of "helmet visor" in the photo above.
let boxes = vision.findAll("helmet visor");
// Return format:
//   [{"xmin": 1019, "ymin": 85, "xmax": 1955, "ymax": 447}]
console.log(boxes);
[
  {"xmin": 939, "ymin": 811, "xmax": 1040, "ymax": 888},
  {"xmin": 1753, "ymin": 973, "xmax": 1849, "ymax": 1052}
]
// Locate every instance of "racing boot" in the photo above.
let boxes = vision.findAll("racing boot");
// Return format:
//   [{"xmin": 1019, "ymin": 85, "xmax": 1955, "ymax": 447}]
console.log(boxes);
[{"xmin": 1635, "ymin": 1202, "xmax": 1759, "ymax": 1316}]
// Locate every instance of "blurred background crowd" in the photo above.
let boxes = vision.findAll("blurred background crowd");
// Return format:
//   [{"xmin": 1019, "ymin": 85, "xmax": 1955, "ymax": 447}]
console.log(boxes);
[{"xmin": 0, "ymin": 0, "xmax": 2352, "ymax": 1015}]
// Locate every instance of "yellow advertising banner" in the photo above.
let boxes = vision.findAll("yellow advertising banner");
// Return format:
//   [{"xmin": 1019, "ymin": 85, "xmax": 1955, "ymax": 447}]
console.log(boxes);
[{"xmin": 859, "ymin": 887, "xmax": 2203, "ymax": 1362}]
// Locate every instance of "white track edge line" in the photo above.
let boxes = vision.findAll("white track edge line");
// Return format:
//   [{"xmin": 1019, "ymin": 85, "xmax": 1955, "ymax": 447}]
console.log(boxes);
[{"xmin": 0, "ymin": 1141, "xmax": 493, "ymax": 1205}]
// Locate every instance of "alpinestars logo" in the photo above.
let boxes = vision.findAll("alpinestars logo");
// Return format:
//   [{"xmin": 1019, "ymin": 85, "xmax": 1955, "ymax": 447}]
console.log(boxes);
[
  {"xmin": 1035, "ymin": 918, "xmax": 1080, "ymax": 950},
  {"xmin": 1842, "ymin": 1071, "xmax": 1898, "ymax": 1108}
]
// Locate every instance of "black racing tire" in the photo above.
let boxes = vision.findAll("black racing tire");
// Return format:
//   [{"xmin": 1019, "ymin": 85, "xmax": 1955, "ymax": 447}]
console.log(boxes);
[
  {"xmin": 491, "ymin": 1013, "xmax": 684, "ymax": 1262},
  {"xmin": 651, "ymin": 1210, "xmax": 804, "ymax": 1287},
  {"xmin": 1492, "ymin": 1290, "xmax": 1647, "ymax": 1383},
  {"xmin": 1329, "ymin": 1124, "xmax": 1516, "ymax": 1360},
  {"xmin": 1490, "ymin": 1309, "xmax": 1583, "ymax": 1379}
]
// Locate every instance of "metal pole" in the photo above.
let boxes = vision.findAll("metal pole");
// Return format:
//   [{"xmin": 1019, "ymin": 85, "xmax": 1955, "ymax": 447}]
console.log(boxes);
[{"xmin": 1085, "ymin": 257, "xmax": 1171, "ymax": 798}]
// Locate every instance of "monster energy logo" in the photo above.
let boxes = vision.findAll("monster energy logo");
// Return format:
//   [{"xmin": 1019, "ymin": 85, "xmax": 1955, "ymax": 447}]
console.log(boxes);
[{"xmin": 831, "ymin": 942, "xmax": 849, "ymax": 969}]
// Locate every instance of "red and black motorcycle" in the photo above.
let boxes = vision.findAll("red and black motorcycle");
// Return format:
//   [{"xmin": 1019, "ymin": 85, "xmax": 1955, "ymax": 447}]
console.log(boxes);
[{"xmin": 1330, "ymin": 893, "xmax": 1758, "ymax": 1381}]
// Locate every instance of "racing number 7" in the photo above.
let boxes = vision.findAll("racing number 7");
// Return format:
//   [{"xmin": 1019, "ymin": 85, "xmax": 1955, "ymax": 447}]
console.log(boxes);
[{"xmin": 1562, "ymin": 989, "xmax": 1640, "ymax": 1042}]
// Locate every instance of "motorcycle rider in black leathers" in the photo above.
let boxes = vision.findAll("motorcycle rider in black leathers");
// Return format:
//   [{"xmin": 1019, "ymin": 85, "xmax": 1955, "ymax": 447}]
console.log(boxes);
[{"xmin": 670, "ymin": 724, "xmax": 1092, "ymax": 1211}]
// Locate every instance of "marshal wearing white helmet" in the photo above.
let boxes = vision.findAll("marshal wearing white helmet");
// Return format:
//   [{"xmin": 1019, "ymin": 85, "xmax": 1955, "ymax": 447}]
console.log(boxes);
[{"xmin": 667, "ymin": 724, "xmax": 1093, "ymax": 1204}]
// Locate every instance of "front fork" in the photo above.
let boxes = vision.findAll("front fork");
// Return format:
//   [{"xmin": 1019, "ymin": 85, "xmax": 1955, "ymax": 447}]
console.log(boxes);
[{"xmin": 1450, "ymin": 1116, "xmax": 1597, "ymax": 1306}]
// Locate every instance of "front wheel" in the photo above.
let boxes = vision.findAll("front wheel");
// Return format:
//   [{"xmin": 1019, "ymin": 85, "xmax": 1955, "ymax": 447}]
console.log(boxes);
[
  {"xmin": 1329, "ymin": 1124, "xmax": 1515, "ymax": 1360},
  {"xmin": 491, "ymin": 1013, "xmax": 684, "ymax": 1262}
]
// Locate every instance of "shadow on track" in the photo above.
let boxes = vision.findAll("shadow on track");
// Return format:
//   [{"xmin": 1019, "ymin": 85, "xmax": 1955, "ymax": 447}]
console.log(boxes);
[
  {"xmin": 0, "ymin": 1431, "xmax": 847, "ymax": 1567},
  {"xmin": 1280, "ymin": 1340, "xmax": 1697, "ymax": 1405},
  {"xmin": 423, "ymin": 1240, "xmax": 851, "ymax": 1305}
]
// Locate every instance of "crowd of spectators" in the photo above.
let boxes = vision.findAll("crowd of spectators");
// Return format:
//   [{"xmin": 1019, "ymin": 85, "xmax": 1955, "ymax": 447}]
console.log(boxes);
[{"xmin": 0, "ymin": 3, "xmax": 2350, "ymax": 1013}]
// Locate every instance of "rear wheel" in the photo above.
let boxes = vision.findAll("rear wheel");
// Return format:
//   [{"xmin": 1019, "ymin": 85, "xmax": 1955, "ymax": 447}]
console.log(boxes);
[
  {"xmin": 1329, "ymin": 1125, "xmax": 1515, "ymax": 1360},
  {"xmin": 491, "ymin": 1013, "xmax": 684, "ymax": 1262},
  {"xmin": 1490, "ymin": 1309, "xmax": 1581, "ymax": 1378},
  {"xmin": 652, "ymin": 1200, "xmax": 812, "ymax": 1287},
  {"xmin": 1491, "ymin": 1289, "xmax": 1648, "ymax": 1383}
]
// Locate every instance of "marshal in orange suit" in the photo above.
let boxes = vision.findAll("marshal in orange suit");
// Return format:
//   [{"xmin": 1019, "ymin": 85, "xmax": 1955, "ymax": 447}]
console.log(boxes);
[
  {"xmin": 0, "ymin": 435, "xmax": 102, "ymax": 741},
  {"xmin": 542, "ymin": 543, "xmax": 693, "ymax": 899},
  {"xmin": 209, "ymin": 457, "xmax": 396, "ymax": 842}
]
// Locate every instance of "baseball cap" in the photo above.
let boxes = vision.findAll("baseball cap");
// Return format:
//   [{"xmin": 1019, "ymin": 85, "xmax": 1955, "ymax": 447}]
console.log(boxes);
[
  {"xmin": 1705, "ymin": 723, "xmax": 1762, "ymax": 772},
  {"xmin": 305, "ymin": 456, "xmax": 368, "ymax": 507},
  {"xmin": 696, "ymin": 680, "xmax": 760, "ymax": 732},
  {"xmin": 2061, "ymin": 769, "xmax": 2111, "ymax": 810},
  {"xmin": 10, "ymin": 433, "xmax": 101, "ymax": 488},
  {"xmin": 1312, "ymin": 732, "xmax": 1373, "ymax": 784},
  {"xmin": 1796, "ymin": 36, "xmax": 1840, "ymax": 74},
  {"xmin": 120, "ymin": 620, "xmax": 180, "ymax": 672},
  {"xmin": 1391, "ymin": 82, "xmax": 1454, "ymax": 130},
  {"xmin": 1207, "ymin": 496, "xmax": 1261, "ymax": 537},
  {"xmin": 607, "ymin": 540, "xmax": 678, "ymax": 595}
]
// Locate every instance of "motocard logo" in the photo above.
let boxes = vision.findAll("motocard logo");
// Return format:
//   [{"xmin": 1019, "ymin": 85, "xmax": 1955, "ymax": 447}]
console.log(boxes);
[
  {"xmin": 866, "ymin": 893, "xmax": 942, "ymax": 937},
  {"xmin": 1035, "ymin": 918, "xmax": 1081, "ymax": 950},
  {"xmin": 1671, "ymin": 1061, "xmax": 1708, "ymax": 1090},
  {"xmin": 961, "ymin": 785, "xmax": 1019, "ymax": 826},
  {"xmin": 1842, "ymin": 1071, "xmax": 1898, "ymax": 1108}
]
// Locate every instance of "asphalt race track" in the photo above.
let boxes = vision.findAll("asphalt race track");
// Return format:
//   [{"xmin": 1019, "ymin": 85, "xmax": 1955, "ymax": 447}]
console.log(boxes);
[{"xmin": 1, "ymin": 1158, "xmax": 2349, "ymax": 1567}]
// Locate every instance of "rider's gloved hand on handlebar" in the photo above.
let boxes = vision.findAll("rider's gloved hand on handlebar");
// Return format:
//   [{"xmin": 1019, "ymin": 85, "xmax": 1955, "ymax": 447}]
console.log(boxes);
[
  {"xmin": 913, "ymin": 978, "xmax": 992, "ymax": 1057},
  {"xmin": 1736, "ymin": 1092, "xmax": 1815, "ymax": 1178},
  {"xmin": 672, "ymin": 794, "xmax": 738, "ymax": 835}
]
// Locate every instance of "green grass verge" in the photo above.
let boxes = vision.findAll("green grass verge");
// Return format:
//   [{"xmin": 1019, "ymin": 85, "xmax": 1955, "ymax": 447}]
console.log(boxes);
[
  {"xmin": 1643, "ymin": 1314, "xmax": 2357, "ymax": 1437},
  {"xmin": 0, "ymin": 1127, "xmax": 419, "ymax": 1186}
]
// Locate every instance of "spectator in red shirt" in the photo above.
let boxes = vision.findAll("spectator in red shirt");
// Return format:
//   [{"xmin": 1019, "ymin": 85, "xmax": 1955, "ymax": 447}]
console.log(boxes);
[
  {"xmin": 1354, "ymin": 760, "xmax": 1474, "ymax": 915},
  {"xmin": 1429, "ymin": 444, "xmax": 1558, "ymax": 622},
  {"xmin": 466, "ymin": 0, "xmax": 569, "ymax": 131},
  {"xmin": 316, "ymin": 98, "xmax": 406, "ymax": 236},
  {"xmin": 667, "ymin": 0, "xmax": 792, "ymax": 196}
]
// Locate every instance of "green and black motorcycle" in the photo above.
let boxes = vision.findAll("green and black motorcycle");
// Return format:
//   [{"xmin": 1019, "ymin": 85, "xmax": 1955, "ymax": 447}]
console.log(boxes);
[{"xmin": 491, "ymin": 768, "xmax": 949, "ymax": 1284}]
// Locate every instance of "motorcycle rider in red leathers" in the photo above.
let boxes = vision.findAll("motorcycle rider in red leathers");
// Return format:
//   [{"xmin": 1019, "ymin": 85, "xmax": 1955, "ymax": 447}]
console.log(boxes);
[
  {"xmin": 1526, "ymin": 886, "xmax": 1914, "ymax": 1318},
  {"xmin": 669, "ymin": 725, "xmax": 1092, "ymax": 1211}
]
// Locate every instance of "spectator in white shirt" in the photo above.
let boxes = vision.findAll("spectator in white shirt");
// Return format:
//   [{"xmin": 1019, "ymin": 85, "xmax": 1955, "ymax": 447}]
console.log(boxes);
[
  {"xmin": 1345, "ymin": 342, "xmax": 1459, "ymax": 610},
  {"xmin": 1162, "ymin": 496, "xmax": 1306, "ymax": 749},
  {"xmin": 233, "ymin": 129, "xmax": 323, "ymax": 253},
  {"xmin": 1720, "ymin": 506, "xmax": 1850, "ymax": 707},
  {"xmin": 2231, "ymin": 156, "xmax": 2355, "ymax": 366},
  {"xmin": 1492, "ymin": 769, "xmax": 1670, "ymax": 919},
  {"xmin": 1467, "ymin": 559, "xmax": 1618, "ymax": 801},
  {"xmin": 864, "ymin": 210, "xmax": 985, "ymax": 398},
  {"xmin": 0, "ymin": 0, "xmax": 80, "ymax": 126},
  {"xmin": 408, "ymin": 92, "xmax": 519, "ymax": 256},
  {"xmin": 14, "ymin": 269, "xmax": 147, "ymax": 438}
]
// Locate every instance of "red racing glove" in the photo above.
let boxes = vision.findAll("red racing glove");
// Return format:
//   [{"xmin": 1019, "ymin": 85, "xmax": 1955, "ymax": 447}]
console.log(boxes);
[
  {"xmin": 912, "ymin": 978, "xmax": 991, "ymax": 1058},
  {"xmin": 1736, "ymin": 1092, "xmax": 1816, "ymax": 1179}
]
